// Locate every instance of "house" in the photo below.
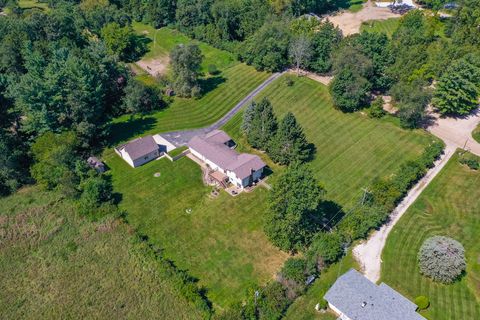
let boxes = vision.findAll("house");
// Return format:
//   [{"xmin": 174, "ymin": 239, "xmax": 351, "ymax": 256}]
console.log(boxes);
[
  {"xmin": 87, "ymin": 156, "xmax": 106, "ymax": 173},
  {"xmin": 324, "ymin": 269, "xmax": 425, "ymax": 320},
  {"xmin": 188, "ymin": 130, "xmax": 266, "ymax": 188},
  {"xmin": 115, "ymin": 135, "xmax": 160, "ymax": 168}
]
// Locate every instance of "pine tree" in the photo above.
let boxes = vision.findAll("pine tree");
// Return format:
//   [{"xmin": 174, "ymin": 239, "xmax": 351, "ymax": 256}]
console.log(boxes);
[
  {"xmin": 241, "ymin": 100, "xmax": 256, "ymax": 134},
  {"xmin": 246, "ymin": 97, "xmax": 277, "ymax": 150},
  {"xmin": 269, "ymin": 112, "xmax": 312, "ymax": 165}
]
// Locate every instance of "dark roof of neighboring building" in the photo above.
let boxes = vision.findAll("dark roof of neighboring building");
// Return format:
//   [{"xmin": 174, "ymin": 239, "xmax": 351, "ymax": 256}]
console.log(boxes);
[
  {"xmin": 188, "ymin": 130, "xmax": 265, "ymax": 179},
  {"xmin": 324, "ymin": 269, "xmax": 425, "ymax": 320},
  {"xmin": 122, "ymin": 136, "xmax": 158, "ymax": 160}
]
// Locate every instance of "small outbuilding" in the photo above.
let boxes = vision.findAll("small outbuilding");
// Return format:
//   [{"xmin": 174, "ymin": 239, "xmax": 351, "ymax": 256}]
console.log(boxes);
[
  {"xmin": 115, "ymin": 135, "xmax": 160, "ymax": 168},
  {"xmin": 87, "ymin": 156, "xmax": 106, "ymax": 173}
]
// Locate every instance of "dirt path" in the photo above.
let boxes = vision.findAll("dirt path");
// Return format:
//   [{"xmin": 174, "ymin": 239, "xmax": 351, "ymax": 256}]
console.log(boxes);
[
  {"xmin": 353, "ymin": 145, "xmax": 455, "ymax": 282},
  {"xmin": 325, "ymin": 1, "xmax": 401, "ymax": 35},
  {"xmin": 161, "ymin": 72, "xmax": 284, "ymax": 146},
  {"xmin": 287, "ymin": 69, "xmax": 333, "ymax": 86}
]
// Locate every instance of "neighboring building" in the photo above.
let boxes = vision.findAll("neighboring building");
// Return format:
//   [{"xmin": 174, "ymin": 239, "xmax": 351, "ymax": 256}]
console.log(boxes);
[
  {"xmin": 188, "ymin": 130, "xmax": 266, "ymax": 188},
  {"xmin": 115, "ymin": 135, "xmax": 160, "ymax": 168},
  {"xmin": 87, "ymin": 156, "xmax": 106, "ymax": 173},
  {"xmin": 324, "ymin": 269, "xmax": 426, "ymax": 320}
]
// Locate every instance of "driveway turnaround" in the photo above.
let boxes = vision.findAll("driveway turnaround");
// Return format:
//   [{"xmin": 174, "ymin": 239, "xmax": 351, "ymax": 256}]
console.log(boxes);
[{"xmin": 161, "ymin": 72, "xmax": 283, "ymax": 146}]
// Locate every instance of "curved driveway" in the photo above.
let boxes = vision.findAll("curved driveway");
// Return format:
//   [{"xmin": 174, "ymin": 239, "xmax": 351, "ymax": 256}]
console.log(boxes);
[
  {"xmin": 161, "ymin": 72, "xmax": 283, "ymax": 146},
  {"xmin": 354, "ymin": 108, "xmax": 480, "ymax": 282}
]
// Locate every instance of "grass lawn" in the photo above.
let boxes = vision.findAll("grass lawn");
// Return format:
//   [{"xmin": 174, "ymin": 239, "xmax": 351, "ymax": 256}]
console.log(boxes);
[
  {"xmin": 348, "ymin": 0, "xmax": 367, "ymax": 13},
  {"xmin": 104, "ymin": 153, "xmax": 288, "ymax": 309},
  {"xmin": 17, "ymin": 0, "xmax": 49, "ymax": 11},
  {"xmin": 132, "ymin": 22, "xmax": 235, "ymax": 73},
  {"xmin": 0, "ymin": 188, "xmax": 203, "ymax": 319},
  {"xmin": 250, "ymin": 75, "xmax": 435, "ymax": 208},
  {"xmin": 381, "ymin": 152, "xmax": 480, "ymax": 320},
  {"xmin": 109, "ymin": 63, "xmax": 270, "ymax": 145},
  {"xmin": 284, "ymin": 252, "xmax": 359, "ymax": 320},
  {"xmin": 360, "ymin": 18, "xmax": 400, "ymax": 38},
  {"xmin": 473, "ymin": 124, "xmax": 480, "ymax": 143}
]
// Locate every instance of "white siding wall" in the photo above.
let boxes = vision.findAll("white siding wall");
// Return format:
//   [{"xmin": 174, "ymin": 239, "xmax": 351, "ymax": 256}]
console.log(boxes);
[
  {"xmin": 120, "ymin": 149, "xmax": 159, "ymax": 167},
  {"xmin": 132, "ymin": 150, "xmax": 159, "ymax": 167},
  {"xmin": 190, "ymin": 148, "xmax": 264, "ymax": 188}
]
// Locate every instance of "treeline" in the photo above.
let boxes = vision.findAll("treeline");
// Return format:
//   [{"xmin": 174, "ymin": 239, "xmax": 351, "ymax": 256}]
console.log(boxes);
[{"xmin": 0, "ymin": 0, "xmax": 167, "ymax": 196}]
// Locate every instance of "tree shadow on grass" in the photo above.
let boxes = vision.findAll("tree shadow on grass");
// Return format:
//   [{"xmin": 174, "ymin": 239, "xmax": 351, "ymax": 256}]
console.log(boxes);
[
  {"xmin": 319, "ymin": 200, "xmax": 345, "ymax": 230},
  {"xmin": 107, "ymin": 116, "xmax": 157, "ymax": 146},
  {"xmin": 199, "ymin": 75, "xmax": 226, "ymax": 96}
]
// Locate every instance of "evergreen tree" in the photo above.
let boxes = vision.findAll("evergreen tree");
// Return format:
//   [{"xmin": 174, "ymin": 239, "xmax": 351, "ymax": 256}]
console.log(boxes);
[
  {"xmin": 265, "ymin": 163, "xmax": 325, "ymax": 252},
  {"xmin": 241, "ymin": 100, "xmax": 256, "ymax": 134},
  {"xmin": 269, "ymin": 112, "xmax": 312, "ymax": 165},
  {"xmin": 246, "ymin": 98, "xmax": 278, "ymax": 150}
]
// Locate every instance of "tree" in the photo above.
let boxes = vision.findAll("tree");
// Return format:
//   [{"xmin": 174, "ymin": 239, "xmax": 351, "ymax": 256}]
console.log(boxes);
[
  {"xmin": 432, "ymin": 58, "xmax": 480, "ymax": 116},
  {"xmin": 390, "ymin": 79, "xmax": 431, "ymax": 128},
  {"xmin": 101, "ymin": 22, "xmax": 146, "ymax": 61},
  {"xmin": 241, "ymin": 20, "xmax": 290, "ymax": 72},
  {"xmin": 329, "ymin": 68, "xmax": 371, "ymax": 112},
  {"xmin": 241, "ymin": 100, "xmax": 257, "ymax": 134},
  {"xmin": 281, "ymin": 257, "xmax": 307, "ymax": 284},
  {"xmin": 307, "ymin": 232, "xmax": 344, "ymax": 269},
  {"xmin": 170, "ymin": 44, "xmax": 203, "ymax": 98},
  {"xmin": 418, "ymin": 236, "xmax": 466, "ymax": 284},
  {"xmin": 269, "ymin": 112, "xmax": 313, "ymax": 165},
  {"xmin": 368, "ymin": 96, "xmax": 386, "ymax": 118},
  {"xmin": 78, "ymin": 174, "xmax": 113, "ymax": 216},
  {"xmin": 30, "ymin": 131, "xmax": 79, "ymax": 191},
  {"xmin": 289, "ymin": 36, "xmax": 311, "ymax": 76},
  {"xmin": 246, "ymin": 97, "xmax": 278, "ymax": 151},
  {"xmin": 308, "ymin": 21, "xmax": 342, "ymax": 73},
  {"xmin": 265, "ymin": 163, "xmax": 325, "ymax": 252},
  {"xmin": 122, "ymin": 79, "xmax": 162, "ymax": 115}
]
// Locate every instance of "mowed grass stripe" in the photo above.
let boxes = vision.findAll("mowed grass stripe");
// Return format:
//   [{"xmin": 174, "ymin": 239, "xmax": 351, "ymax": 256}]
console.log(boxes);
[
  {"xmin": 110, "ymin": 64, "xmax": 269, "ymax": 144},
  {"xmin": 381, "ymin": 153, "xmax": 480, "ymax": 319},
  {"xmin": 253, "ymin": 75, "xmax": 433, "ymax": 207}
]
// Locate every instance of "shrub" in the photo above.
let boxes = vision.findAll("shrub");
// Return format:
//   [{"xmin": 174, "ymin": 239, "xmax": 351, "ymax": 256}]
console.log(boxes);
[
  {"xmin": 414, "ymin": 295, "xmax": 430, "ymax": 310},
  {"xmin": 368, "ymin": 96, "xmax": 386, "ymax": 118},
  {"xmin": 459, "ymin": 157, "xmax": 479, "ymax": 170},
  {"xmin": 307, "ymin": 232, "xmax": 344, "ymax": 269},
  {"xmin": 281, "ymin": 258, "xmax": 307, "ymax": 284},
  {"xmin": 418, "ymin": 236, "xmax": 466, "ymax": 284},
  {"xmin": 285, "ymin": 75, "xmax": 294, "ymax": 86},
  {"xmin": 207, "ymin": 64, "xmax": 219, "ymax": 75}
]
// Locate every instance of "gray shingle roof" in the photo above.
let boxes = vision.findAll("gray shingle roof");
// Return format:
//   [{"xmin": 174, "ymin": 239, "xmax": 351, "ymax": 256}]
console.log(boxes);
[
  {"xmin": 324, "ymin": 269, "xmax": 425, "ymax": 320},
  {"xmin": 123, "ymin": 136, "xmax": 158, "ymax": 160},
  {"xmin": 188, "ymin": 130, "xmax": 265, "ymax": 179}
]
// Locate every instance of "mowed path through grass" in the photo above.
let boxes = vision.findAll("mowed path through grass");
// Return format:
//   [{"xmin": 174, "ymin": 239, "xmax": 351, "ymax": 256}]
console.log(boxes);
[
  {"xmin": 109, "ymin": 63, "xmax": 270, "ymax": 144},
  {"xmin": 105, "ymin": 153, "xmax": 288, "ymax": 308},
  {"xmin": 250, "ymin": 76, "xmax": 433, "ymax": 207},
  {"xmin": 381, "ymin": 152, "xmax": 480, "ymax": 320}
]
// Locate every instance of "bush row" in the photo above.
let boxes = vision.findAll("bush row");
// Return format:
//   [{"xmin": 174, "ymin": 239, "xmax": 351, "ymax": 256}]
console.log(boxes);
[{"xmin": 130, "ymin": 235, "xmax": 213, "ymax": 317}]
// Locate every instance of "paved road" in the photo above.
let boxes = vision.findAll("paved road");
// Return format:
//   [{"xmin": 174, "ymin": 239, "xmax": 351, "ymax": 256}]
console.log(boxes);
[{"xmin": 161, "ymin": 72, "xmax": 283, "ymax": 146}]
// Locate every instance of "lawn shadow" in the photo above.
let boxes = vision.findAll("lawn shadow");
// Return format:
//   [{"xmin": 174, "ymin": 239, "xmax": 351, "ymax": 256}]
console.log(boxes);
[
  {"xmin": 319, "ymin": 200, "xmax": 345, "ymax": 230},
  {"xmin": 107, "ymin": 116, "xmax": 157, "ymax": 146},
  {"xmin": 199, "ymin": 75, "xmax": 226, "ymax": 96}
]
